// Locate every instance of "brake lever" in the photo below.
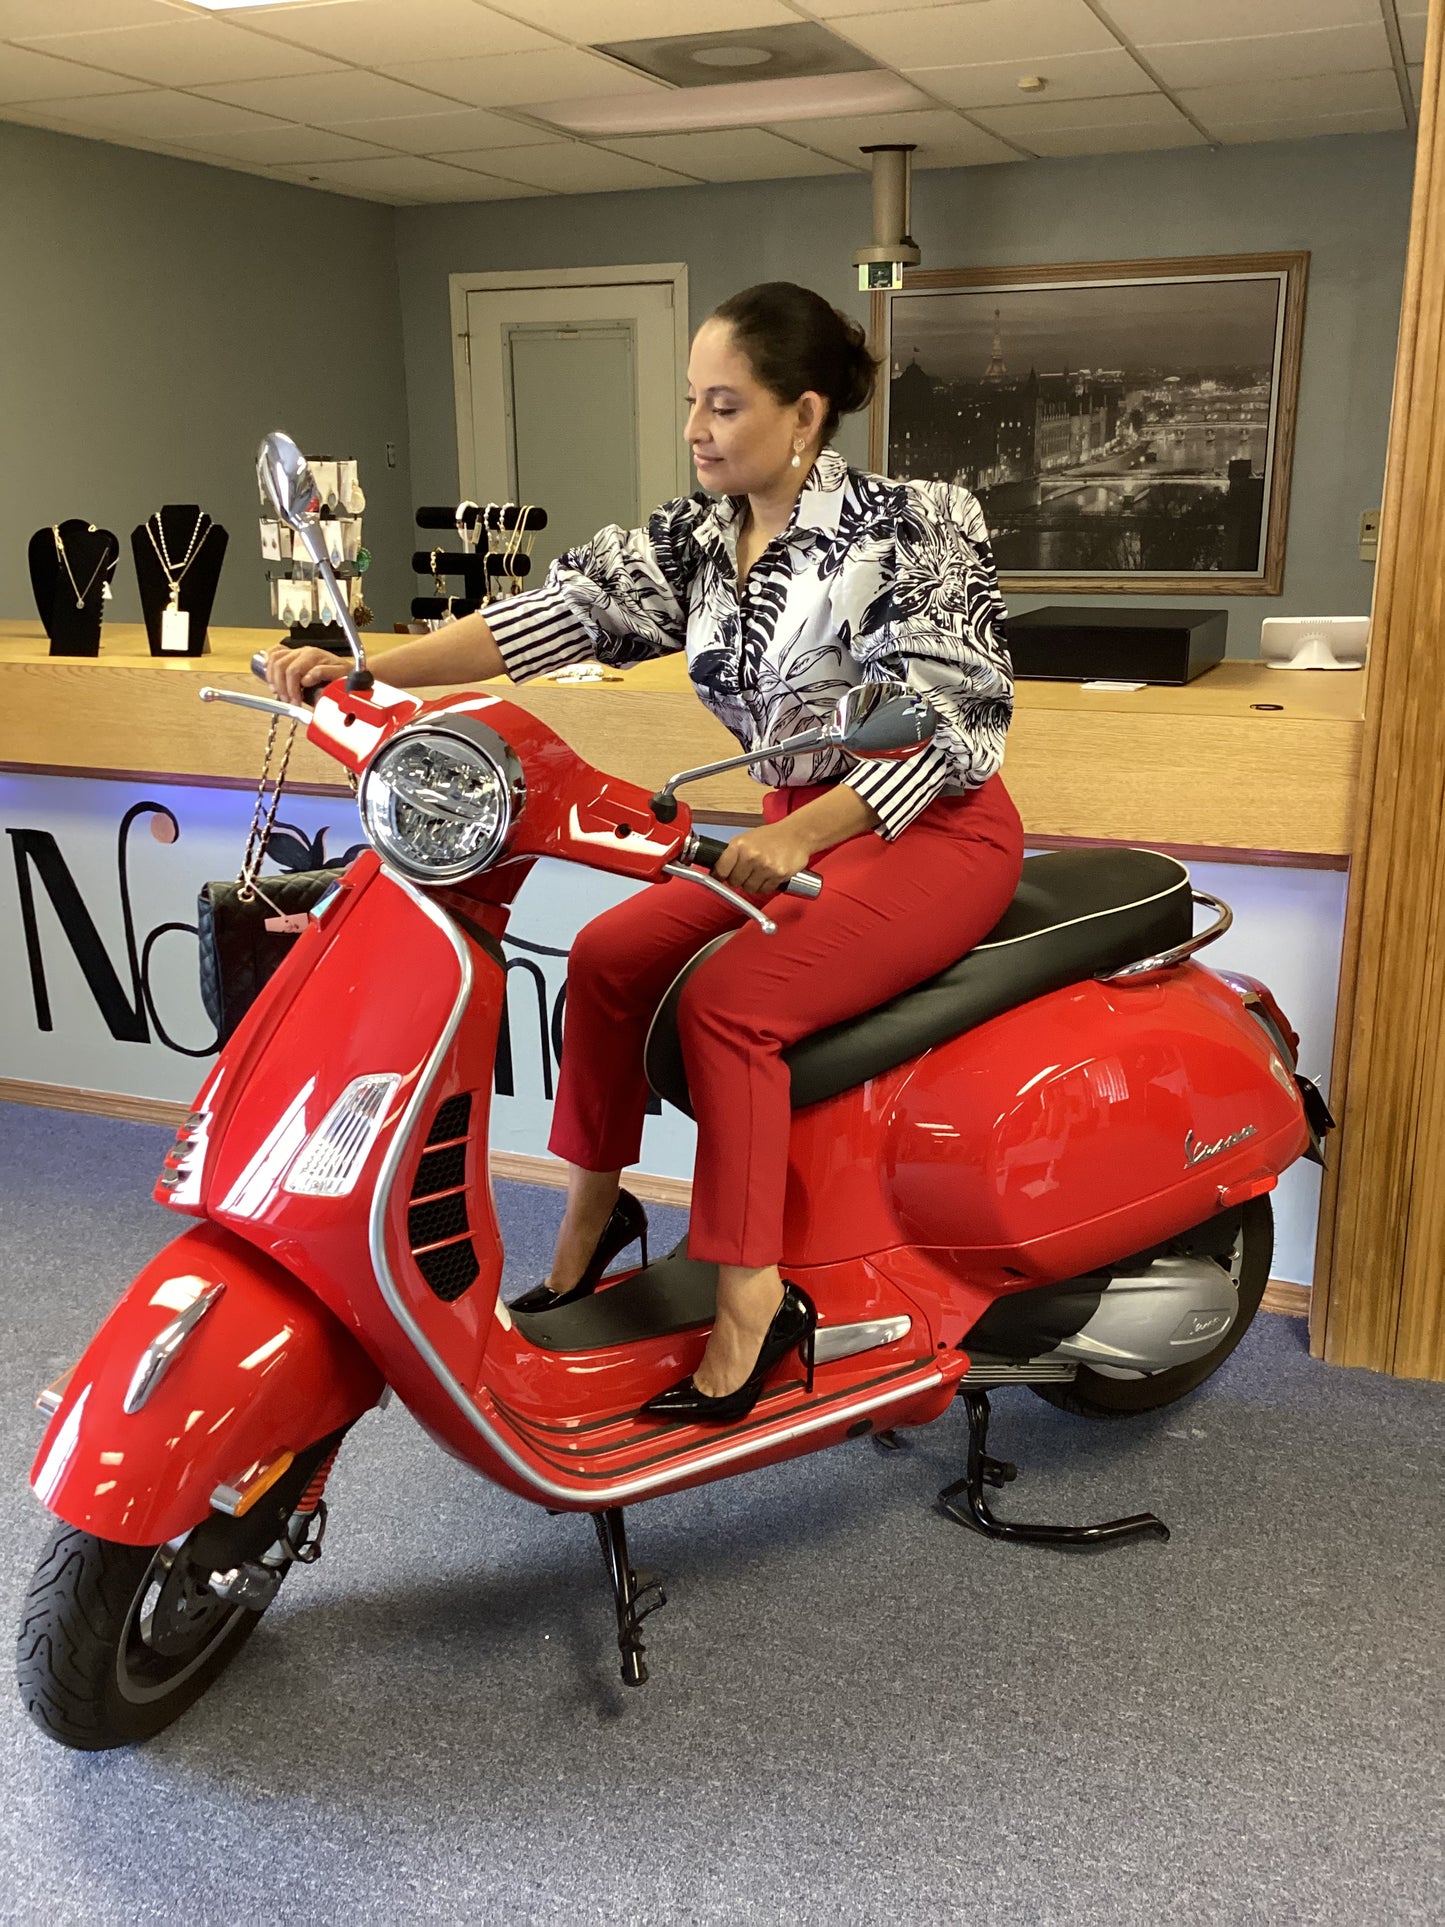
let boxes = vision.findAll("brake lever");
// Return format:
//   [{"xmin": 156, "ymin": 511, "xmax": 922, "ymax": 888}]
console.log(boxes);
[{"xmin": 660, "ymin": 864, "xmax": 777, "ymax": 936}]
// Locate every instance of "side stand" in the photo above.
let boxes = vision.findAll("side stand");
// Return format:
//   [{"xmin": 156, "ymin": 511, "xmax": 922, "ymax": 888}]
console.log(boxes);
[
  {"xmin": 591, "ymin": 1508, "xmax": 666, "ymax": 1687},
  {"xmin": 938, "ymin": 1391, "xmax": 1170, "ymax": 1550}
]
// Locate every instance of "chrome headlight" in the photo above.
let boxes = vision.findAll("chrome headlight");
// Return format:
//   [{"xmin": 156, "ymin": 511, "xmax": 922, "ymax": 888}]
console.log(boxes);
[{"xmin": 359, "ymin": 715, "xmax": 524, "ymax": 883}]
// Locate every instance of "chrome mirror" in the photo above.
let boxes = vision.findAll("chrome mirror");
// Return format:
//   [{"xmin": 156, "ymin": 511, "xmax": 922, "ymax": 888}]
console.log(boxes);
[
  {"xmin": 831, "ymin": 685, "xmax": 938, "ymax": 761},
  {"xmin": 256, "ymin": 430, "xmax": 370, "ymax": 689},
  {"xmin": 257, "ymin": 431, "xmax": 318, "ymax": 534}
]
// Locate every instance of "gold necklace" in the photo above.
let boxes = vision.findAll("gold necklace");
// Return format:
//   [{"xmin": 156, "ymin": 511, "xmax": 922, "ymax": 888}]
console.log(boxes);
[
  {"xmin": 147, "ymin": 509, "xmax": 212, "ymax": 609},
  {"xmin": 51, "ymin": 524, "xmax": 113, "ymax": 609}
]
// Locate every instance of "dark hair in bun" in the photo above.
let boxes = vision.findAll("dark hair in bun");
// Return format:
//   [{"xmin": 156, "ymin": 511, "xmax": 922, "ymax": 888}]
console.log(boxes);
[{"xmin": 712, "ymin": 281, "xmax": 877, "ymax": 440}]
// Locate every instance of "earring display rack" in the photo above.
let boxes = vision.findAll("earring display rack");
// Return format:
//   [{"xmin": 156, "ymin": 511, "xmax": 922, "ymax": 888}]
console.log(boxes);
[
  {"xmin": 259, "ymin": 454, "xmax": 371, "ymax": 652},
  {"xmin": 410, "ymin": 501, "xmax": 546, "ymax": 627}
]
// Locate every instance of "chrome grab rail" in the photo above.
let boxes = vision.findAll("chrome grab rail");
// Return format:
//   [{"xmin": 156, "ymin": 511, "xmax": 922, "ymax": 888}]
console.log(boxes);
[{"xmin": 1100, "ymin": 889, "xmax": 1233, "ymax": 983}]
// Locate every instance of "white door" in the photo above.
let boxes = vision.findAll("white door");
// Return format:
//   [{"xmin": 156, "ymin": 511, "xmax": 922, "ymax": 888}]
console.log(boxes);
[{"xmin": 458, "ymin": 273, "xmax": 687, "ymax": 579}]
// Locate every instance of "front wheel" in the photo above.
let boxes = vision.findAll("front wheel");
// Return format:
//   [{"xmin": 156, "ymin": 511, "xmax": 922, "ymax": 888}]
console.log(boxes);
[
  {"xmin": 16, "ymin": 1525, "xmax": 282, "ymax": 1751},
  {"xmin": 1032, "ymin": 1196, "xmax": 1273, "ymax": 1419}
]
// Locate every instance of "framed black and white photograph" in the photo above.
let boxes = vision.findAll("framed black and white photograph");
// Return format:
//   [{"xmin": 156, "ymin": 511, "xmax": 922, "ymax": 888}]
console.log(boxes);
[{"xmin": 870, "ymin": 253, "xmax": 1308, "ymax": 595}]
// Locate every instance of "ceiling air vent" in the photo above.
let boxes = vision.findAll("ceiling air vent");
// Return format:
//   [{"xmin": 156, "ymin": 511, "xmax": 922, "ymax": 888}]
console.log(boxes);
[{"xmin": 595, "ymin": 23, "xmax": 878, "ymax": 89}]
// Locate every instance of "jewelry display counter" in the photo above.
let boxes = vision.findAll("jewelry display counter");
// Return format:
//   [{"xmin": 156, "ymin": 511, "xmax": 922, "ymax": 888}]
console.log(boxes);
[
  {"xmin": 0, "ymin": 619, "xmax": 1362, "ymax": 1292},
  {"xmin": 0, "ymin": 621, "xmax": 1363, "ymax": 861}
]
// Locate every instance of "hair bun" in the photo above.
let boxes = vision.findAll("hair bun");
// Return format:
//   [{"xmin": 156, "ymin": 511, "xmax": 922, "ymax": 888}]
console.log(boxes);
[{"xmin": 835, "ymin": 310, "xmax": 878, "ymax": 417}]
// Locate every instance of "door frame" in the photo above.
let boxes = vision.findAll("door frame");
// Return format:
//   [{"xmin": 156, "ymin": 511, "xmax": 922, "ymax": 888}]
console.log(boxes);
[{"xmin": 448, "ymin": 262, "xmax": 691, "ymax": 507}]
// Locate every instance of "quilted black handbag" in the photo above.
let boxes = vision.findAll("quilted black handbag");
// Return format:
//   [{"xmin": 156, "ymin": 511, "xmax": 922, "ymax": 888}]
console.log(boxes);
[{"xmin": 196, "ymin": 711, "xmax": 356, "ymax": 1045}]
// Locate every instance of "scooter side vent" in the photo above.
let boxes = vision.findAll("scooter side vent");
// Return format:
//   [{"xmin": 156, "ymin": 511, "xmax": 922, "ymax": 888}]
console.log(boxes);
[{"xmin": 409, "ymin": 1091, "xmax": 480, "ymax": 1303}]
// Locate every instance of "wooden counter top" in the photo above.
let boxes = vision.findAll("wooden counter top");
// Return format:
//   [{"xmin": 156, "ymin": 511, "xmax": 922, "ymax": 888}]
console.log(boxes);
[{"xmin": 0, "ymin": 620, "xmax": 1366, "ymax": 861}]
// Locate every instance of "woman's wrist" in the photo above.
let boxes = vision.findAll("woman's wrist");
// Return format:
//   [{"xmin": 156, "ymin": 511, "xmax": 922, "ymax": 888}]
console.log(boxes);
[{"xmin": 785, "ymin": 785, "xmax": 880, "ymax": 856}]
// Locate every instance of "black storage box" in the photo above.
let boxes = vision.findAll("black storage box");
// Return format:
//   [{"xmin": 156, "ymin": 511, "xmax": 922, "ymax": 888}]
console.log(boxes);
[{"xmin": 1006, "ymin": 606, "xmax": 1227, "ymax": 685}]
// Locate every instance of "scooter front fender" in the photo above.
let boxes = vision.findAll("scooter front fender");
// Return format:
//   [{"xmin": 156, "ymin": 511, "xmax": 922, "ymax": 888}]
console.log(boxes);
[{"xmin": 30, "ymin": 1222, "xmax": 384, "ymax": 1546}]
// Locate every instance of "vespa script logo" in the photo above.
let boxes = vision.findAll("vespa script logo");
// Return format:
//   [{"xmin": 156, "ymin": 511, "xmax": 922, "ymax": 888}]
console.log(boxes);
[{"xmin": 1184, "ymin": 1124, "xmax": 1258, "ymax": 1168}]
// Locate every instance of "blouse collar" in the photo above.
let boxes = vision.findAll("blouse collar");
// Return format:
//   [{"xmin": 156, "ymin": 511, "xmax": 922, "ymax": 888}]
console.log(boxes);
[{"xmin": 695, "ymin": 444, "xmax": 849, "ymax": 558}]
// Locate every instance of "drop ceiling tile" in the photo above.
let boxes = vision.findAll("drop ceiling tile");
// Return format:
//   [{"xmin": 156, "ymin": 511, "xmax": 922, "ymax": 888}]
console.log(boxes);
[
  {"xmin": 193, "ymin": 69, "xmax": 464, "ymax": 122},
  {"xmin": 771, "ymin": 106, "xmax": 1014, "ymax": 166},
  {"xmin": 600, "ymin": 127, "xmax": 851, "ymax": 179},
  {"xmin": 1398, "ymin": 11, "xmax": 1428, "ymax": 65},
  {"xmin": 9, "ymin": 89, "xmax": 287, "ymax": 139},
  {"xmin": 231, "ymin": 0, "xmax": 555, "ymax": 65},
  {"xmin": 166, "ymin": 123, "xmax": 396, "ymax": 166},
  {"xmin": 1103, "ymin": 0, "xmax": 1382, "ymax": 41},
  {"xmin": 1021, "ymin": 121, "xmax": 1209, "ymax": 156},
  {"xmin": 973, "ymin": 92, "xmax": 1189, "ymax": 135},
  {"xmin": 1209, "ymin": 105, "xmax": 1406, "ymax": 143},
  {"xmin": 495, "ymin": 0, "xmax": 793, "ymax": 35},
  {"xmin": 826, "ymin": 0, "xmax": 1117, "ymax": 70},
  {"xmin": 801, "ymin": 0, "xmax": 981, "ymax": 15},
  {"xmin": 0, "ymin": 0, "xmax": 182, "ymax": 30},
  {"xmin": 0, "ymin": 42, "xmax": 153, "ymax": 103},
  {"xmin": 475, "ymin": 139, "xmax": 695, "ymax": 190},
  {"xmin": 269, "ymin": 152, "xmax": 533, "ymax": 201},
  {"xmin": 1178, "ymin": 68, "xmax": 1401, "ymax": 125},
  {"xmin": 912, "ymin": 47, "xmax": 1147, "ymax": 109},
  {"xmin": 390, "ymin": 46, "xmax": 668, "ymax": 108},
  {"xmin": 1145, "ymin": 23, "xmax": 1393, "ymax": 91},
  {"xmin": 327, "ymin": 106, "xmax": 557, "ymax": 152},
  {"xmin": 12, "ymin": 20, "xmax": 342, "ymax": 88}
]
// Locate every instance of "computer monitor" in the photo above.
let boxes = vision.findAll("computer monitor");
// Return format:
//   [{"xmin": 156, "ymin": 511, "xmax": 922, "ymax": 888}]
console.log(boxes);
[{"xmin": 1260, "ymin": 615, "xmax": 1370, "ymax": 671}]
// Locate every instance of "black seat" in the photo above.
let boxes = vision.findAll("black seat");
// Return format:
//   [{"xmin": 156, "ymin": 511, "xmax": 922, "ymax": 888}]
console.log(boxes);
[{"xmin": 644, "ymin": 848, "xmax": 1193, "ymax": 1118}]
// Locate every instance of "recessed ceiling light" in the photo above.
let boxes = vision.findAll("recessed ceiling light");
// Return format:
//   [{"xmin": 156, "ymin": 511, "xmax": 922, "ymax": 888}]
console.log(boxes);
[
  {"xmin": 692, "ymin": 47, "xmax": 773, "ymax": 69},
  {"xmin": 187, "ymin": 1, "xmax": 332, "ymax": 10},
  {"xmin": 532, "ymin": 70, "xmax": 928, "ymax": 138}
]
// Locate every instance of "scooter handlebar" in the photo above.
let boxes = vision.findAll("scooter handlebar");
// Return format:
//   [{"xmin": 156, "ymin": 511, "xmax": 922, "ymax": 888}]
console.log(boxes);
[{"xmin": 689, "ymin": 831, "xmax": 823, "ymax": 900}]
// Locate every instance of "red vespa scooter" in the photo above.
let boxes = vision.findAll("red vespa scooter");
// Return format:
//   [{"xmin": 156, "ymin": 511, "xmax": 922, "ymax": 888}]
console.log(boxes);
[{"xmin": 17, "ymin": 435, "xmax": 1332, "ymax": 1750}]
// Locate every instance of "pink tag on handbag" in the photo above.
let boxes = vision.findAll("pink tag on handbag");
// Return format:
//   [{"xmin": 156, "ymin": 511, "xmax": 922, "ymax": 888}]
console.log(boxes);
[{"xmin": 263, "ymin": 913, "xmax": 310, "ymax": 935}]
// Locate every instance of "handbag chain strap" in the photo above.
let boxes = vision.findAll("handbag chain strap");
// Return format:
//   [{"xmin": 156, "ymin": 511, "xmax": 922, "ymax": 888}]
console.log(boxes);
[{"xmin": 236, "ymin": 713, "xmax": 299, "ymax": 902}]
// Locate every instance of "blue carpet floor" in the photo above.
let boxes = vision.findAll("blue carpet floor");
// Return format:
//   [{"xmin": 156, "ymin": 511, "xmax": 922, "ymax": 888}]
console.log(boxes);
[{"xmin": 0, "ymin": 1103, "xmax": 1441, "ymax": 1925}]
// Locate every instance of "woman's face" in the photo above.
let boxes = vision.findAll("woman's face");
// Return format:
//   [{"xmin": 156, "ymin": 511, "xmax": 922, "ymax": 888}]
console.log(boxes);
[{"xmin": 685, "ymin": 318, "xmax": 824, "ymax": 496}]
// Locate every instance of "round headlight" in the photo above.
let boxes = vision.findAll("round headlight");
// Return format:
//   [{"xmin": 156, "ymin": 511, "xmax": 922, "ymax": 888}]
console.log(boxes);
[{"xmin": 359, "ymin": 715, "xmax": 524, "ymax": 883}]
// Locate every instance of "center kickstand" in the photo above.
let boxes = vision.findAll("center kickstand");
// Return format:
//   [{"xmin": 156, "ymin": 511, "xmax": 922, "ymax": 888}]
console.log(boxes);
[
  {"xmin": 591, "ymin": 1507, "xmax": 666, "ymax": 1686},
  {"xmin": 938, "ymin": 1391, "xmax": 1170, "ymax": 1549}
]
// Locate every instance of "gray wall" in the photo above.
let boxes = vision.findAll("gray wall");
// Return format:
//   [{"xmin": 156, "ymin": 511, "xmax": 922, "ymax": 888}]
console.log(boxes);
[
  {"xmin": 0, "ymin": 121, "xmax": 414, "ymax": 631},
  {"xmin": 395, "ymin": 131, "xmax": 1415, "ymax": 650}
]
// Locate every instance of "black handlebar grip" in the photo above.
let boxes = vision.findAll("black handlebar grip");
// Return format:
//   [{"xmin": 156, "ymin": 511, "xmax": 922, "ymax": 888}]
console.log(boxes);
[
  {"xmin": 690, "ymin": 832, "xmax": 729, "ymax": 869},
  {"xmin": 689, "ymin": 831, "xmax": 823, "ymax": 899}
]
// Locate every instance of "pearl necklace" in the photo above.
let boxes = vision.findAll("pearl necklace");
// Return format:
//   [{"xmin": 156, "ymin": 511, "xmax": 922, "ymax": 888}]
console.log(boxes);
[{"xmin": 147, "ymin": 509, "xmax": 212, "ymax": 610}]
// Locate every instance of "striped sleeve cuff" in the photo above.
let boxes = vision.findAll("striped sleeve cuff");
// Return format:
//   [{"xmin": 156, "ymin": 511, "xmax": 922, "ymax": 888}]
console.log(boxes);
[
  {"xmin": 843, "ymin": 741, "xmax": 953, "ymax": 840},
  {"xmin": 484, "ymin": 589, "xmax": 595, "ymax": 683}
]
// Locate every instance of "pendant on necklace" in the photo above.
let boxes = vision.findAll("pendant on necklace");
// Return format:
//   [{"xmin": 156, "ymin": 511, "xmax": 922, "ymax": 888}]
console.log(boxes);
[{"xmin": 167, "ymin": 584, "xmax": 180, "ymax": 612}]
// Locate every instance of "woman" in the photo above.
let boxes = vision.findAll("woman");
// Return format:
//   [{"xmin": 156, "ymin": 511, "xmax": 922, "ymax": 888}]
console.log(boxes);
[{"xmin": 266, "ymin": 281, "xmax": 1023, "ymax": 1427}]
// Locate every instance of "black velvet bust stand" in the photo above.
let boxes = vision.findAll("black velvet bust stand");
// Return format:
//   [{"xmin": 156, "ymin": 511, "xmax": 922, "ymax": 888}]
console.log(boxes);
[
  {"xmin": 131, "ymin": 505, "xmax": 228, "ymax": 658},
  {"xmin": 28, "ymin": 520, "xmax": 120, "ymax": 657}
]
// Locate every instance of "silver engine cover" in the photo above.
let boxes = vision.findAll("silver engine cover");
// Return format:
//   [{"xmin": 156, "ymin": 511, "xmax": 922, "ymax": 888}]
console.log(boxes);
[{"xmin": 1043, "ymin": 1251, "xmax": 1242, "ymax": 1379}]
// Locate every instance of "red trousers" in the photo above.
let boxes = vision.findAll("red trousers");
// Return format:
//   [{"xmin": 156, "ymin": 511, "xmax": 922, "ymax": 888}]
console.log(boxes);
[{"xmin": 549, "ymin": 774, "xmax": 1025, "ymax": 1267}]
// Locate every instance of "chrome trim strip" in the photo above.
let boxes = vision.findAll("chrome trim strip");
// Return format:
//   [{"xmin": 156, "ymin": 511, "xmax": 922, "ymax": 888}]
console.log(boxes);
[
  {"xmin": 367, "ymin": 872, "xmax": 944, "ymax": 1505},
  {"xmin": 123, "ymin": 1280, "xmax": 226, "ymax": 1416},
  {"xmin": 813, "ymin": 1315, "xmax": 912, "ymax": 1365}
]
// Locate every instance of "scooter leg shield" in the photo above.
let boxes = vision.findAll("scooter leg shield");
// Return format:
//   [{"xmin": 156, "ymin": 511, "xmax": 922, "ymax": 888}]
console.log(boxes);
[{"xmin": 29, "ymin": 1221, "xmax": 385, "ymax": 1546}]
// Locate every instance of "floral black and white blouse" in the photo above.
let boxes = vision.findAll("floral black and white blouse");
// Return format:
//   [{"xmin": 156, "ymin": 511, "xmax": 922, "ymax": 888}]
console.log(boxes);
[{"xmin": 484, "ymin": 446, "xmax": 1013, "ymax": 840}]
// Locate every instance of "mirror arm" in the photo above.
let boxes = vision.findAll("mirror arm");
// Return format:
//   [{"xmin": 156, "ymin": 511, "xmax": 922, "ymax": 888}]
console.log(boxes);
[
  {"xmin": 649, "ymin": 727, "xmax": 835, "ymax": 823},
  {"xmin": 290, "ymin": 524, "xmax": 372, "ymax": 692}
]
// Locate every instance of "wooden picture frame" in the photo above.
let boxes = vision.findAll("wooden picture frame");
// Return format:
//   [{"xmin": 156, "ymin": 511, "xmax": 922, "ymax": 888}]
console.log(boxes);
[{"xmin": 869, "ymin": 252, "xmax": 1309, "ymax": 596}]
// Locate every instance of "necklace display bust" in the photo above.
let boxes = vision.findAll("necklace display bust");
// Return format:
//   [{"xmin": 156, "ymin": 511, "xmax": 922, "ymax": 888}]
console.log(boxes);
[
  {"xmin": 28, "ymin": 519, "xmax": 120, "ymax": 656},
  {"xmin": 131, "ymin": 503, "xmax": 228, "ymax": 657}
]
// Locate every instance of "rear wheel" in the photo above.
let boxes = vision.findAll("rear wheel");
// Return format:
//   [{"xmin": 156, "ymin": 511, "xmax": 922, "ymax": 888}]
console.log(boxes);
[
  {"xmin": 15, "ymin": 1524, "xmax": 281, "ymax": 1751},
  {"xmin": 1032, "ymin": 1196, "xmax": 1273, "ymax": 1419}
]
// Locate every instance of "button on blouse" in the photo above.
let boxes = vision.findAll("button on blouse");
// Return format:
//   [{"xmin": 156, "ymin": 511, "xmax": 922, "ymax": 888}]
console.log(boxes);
[{"xmin": 484, "ymin": 447, "xmax": 1014, "ymax": 840}]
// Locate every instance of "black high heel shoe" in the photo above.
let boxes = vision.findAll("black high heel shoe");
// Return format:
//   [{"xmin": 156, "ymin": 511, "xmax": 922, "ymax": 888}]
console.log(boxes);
[
  {"xmin": 642, "ymin": 1284, "xmax": 817, "ymax": 1426},
  {"xmin": 509, "ymin": 1189, "xmax": 649, "ymax": 1314}
]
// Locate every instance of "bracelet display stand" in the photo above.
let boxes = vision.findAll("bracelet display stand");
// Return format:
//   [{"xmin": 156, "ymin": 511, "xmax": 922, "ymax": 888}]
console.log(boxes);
[
  {"xmin": 260, "ymin": 454, "xmax": 371, "ymax": 655},
  {"xmin": 28, "ymin": 519, "xmax": 120, "ymax": 657},
  {"xmin": 132, "ymin": 504, "xmax": 228, "ymax": 659},
  {"xmin": 411, "ymin": 501, "xmax": 546, "ymax": 627}
]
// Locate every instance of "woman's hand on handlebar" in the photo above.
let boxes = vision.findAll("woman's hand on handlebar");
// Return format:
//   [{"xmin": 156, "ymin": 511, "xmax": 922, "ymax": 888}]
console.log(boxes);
[
  {"xmin": 263, "ymin": 644, "xmax": 347, "ymax": 706},
  {"xmin": 712, "ymin": 820, "xmax": 820, "ymax": 899}
]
